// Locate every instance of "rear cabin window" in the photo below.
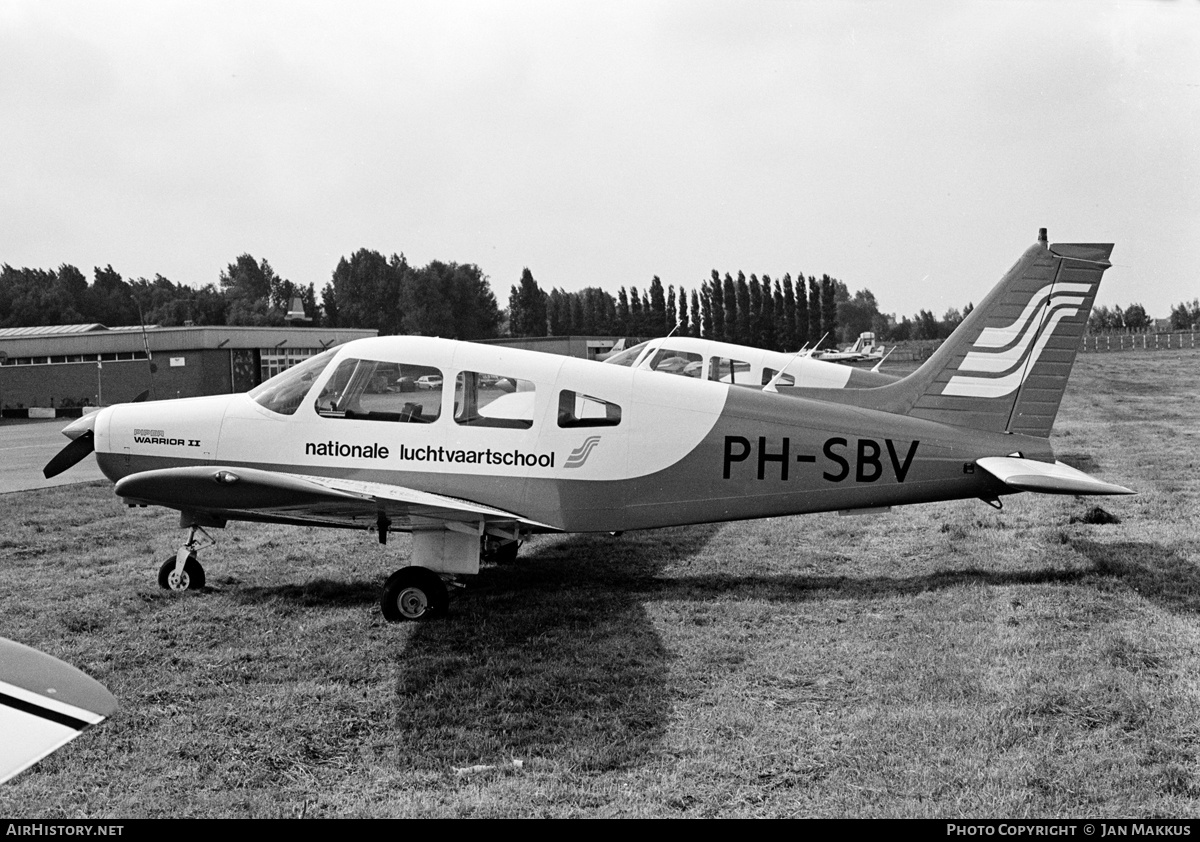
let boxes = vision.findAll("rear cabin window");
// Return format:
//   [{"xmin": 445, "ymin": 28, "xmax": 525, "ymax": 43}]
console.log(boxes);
[
  {"xmin": 316, "ymin": 359, "xmax": 442, "ymax": 422},
  {"xmin": 762, "ymin": 368, "xmax": 796, "ymax": 387},
  {"xmin": 454, "ymin": 371, "xmax": 534, "ymax": 429},
  {"xmin": 558, "ymin": 390, "xmax": 622, "ymax": 427}
]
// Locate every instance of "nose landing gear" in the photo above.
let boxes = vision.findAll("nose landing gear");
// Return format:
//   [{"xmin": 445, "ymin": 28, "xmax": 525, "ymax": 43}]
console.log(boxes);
[{"xmin": 157, "ymin": 525, "xmax": 213, "ymax": 591}]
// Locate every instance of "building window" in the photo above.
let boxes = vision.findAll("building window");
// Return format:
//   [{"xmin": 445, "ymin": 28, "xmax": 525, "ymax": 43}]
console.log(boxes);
[{"xmin": 258, "ymin": 347, "xmax": 321, "ymax": 382}]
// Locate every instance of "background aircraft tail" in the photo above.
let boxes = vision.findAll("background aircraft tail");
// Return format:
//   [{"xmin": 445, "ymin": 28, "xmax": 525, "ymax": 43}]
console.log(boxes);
[{"xmin": 793, "ymin": 231, "xmax": 1113, "ymax": 438}]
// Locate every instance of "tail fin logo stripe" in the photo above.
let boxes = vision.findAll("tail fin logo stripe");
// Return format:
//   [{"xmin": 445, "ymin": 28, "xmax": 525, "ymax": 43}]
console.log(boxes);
[
  {"xmin": 564, "ymin": 436, "xmax": 602, "ymax": 469},
  {"xmin": 943, "ymin": 304, "xmax": 1086, "ymax": 398},
  {"xmin": 958, "ymin": 296, "xmax": 1087, "ymax": 374},
  {"xmin": 972, "ymin": 281, "xmax": 1095, "ymax": 349}
]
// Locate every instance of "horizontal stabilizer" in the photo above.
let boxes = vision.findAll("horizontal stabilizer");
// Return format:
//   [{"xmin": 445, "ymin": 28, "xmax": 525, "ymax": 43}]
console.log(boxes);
[{"xmin": 976, "ymin": 457, "xmax": 1134, "ymax": 496}]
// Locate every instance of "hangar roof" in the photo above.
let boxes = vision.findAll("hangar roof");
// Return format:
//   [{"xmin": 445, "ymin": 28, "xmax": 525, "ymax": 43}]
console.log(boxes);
[
  {"xmin": 0, "ymin": 324, "xmax": 110, "ymax": 337},
  {"xmin": 0, "ymin": 324, "xmax": 377, "ymax": 356}
]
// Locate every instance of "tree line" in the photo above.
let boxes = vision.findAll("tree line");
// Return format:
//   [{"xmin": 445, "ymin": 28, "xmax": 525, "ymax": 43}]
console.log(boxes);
[
  {"xmin": 0, "ymin": 249, "xmax": 501, "ymax": 341},
  {"xmin": 2, "ymin": 251, "xmax": 1190, "ymax": 349},
  {"xmin": 510, "ymin": 267, "xmax": 977, "ymax": 351}
]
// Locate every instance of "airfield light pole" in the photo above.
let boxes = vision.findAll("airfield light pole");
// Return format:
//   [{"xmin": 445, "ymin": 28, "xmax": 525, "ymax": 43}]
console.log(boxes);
[{"xmin": 96, "ymin": 359, "xmax": 103, "ymax": 407}]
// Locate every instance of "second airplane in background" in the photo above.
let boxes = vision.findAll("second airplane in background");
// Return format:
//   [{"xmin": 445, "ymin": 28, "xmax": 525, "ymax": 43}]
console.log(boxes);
[{"xmin": 602, "ymin": 333, "xmax": 898, "ymax": 388}]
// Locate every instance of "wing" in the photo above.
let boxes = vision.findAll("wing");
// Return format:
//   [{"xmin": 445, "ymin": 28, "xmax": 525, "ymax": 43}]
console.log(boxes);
[
  {"xmin": 1, "ymin": 638, "xmax": 117, "ymax": 785},
  {"xmin": 113, "ymin": 465, "xmax": 555, "ymax": 532}
]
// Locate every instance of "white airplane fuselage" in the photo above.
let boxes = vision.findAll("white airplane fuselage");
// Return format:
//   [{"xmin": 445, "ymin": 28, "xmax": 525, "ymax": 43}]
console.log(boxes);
[{"xmin": 92, "ymin": 335, "xmax": 1048, "ymax": 534}]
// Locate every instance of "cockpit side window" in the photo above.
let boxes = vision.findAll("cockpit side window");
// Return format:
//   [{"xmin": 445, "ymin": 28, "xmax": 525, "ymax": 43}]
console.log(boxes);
[
  {"xmin": 557, "ymin": 390, "xmax": 621, "ymax": 427},
  {"xmin": 315, "ymin": 359, "xmax": 442, "ymax": 422},
  {"xmin": 249, "ymin": 348, "xmax": 338, "ymax": 416}
]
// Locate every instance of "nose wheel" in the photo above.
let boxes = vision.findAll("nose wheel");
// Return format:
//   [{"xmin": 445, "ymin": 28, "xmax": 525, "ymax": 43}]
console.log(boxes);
[
  {"xmin": 157, "ymin": 525, "xmax": 213, "ymax": 591},
  {"xmin": 158, "ymin": 552, "xmax": 205, "ymax": 591}
]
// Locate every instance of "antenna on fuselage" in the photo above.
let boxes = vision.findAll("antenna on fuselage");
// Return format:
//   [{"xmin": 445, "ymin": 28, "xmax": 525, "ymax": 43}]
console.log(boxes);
[
  {"xmin": 763, "ymin": 344, "xmax": 811, "ymax": 393},
  {"xmin": 871, "ymin": 346, "xmax": 895, "ymax": 373}
]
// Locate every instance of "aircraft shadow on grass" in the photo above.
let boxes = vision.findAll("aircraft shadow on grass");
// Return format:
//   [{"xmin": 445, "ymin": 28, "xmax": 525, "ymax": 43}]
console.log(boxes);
[
  {"xmin": 211, "ymin": 531, "xmax": 1191, "ymax": 774},
  {"xmin": 217, "ymin": 526, "xmax": 719, "ymax": 774},
  {"xmin": 1070, "ymin": 539, "xmax": 1200, "ymax": 616}
]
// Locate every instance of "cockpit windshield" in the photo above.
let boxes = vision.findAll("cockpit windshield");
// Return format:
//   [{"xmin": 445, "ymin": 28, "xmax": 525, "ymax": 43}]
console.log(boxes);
[
  {"xmin": 602, "ymin": 341, "xmax": 650, "ymax": 368},
  {"xmin": 249, "ymin": 348, "xmax": 338, "ymax": 415}
]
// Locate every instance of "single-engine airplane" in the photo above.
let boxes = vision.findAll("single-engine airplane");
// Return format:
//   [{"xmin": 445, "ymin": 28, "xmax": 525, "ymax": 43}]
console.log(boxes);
[
  {"xmin": 0, "ymin": 637, "xmax": 116, "ymax": 784},
  {"xmin": 44, "ymin": 230, "xmax": 1131, "ymax": 621},
  {"xmin": 814, "ymin": 331, "xmax": 873, "ymax": 362},
  {"xmin": 601, "ymin": 333, "xmax": 899, "ymax": 388}
]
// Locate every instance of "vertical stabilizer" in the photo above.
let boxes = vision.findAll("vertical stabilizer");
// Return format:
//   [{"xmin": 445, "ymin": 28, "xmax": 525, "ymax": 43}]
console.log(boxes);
[
  {"xmin": 909, "ymin": 234, "xmax": 1113, "ymax": 436},
  {"xmin": 792, "ymin": 232, "xmax": 1113, "ymax": 437}
]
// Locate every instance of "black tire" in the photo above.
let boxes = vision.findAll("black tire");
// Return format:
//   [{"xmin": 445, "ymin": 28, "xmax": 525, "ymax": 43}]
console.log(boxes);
[
  {"xmin": 381, "ymin": 567, "xmax": 448, "ymax": 622},
  {"xmin": 157, "ymin": 553, "xmax": 205, "ymax": 591},
  {"xmin": 480, "ymin": 536, "xmax": 519, "ymax": 565}
]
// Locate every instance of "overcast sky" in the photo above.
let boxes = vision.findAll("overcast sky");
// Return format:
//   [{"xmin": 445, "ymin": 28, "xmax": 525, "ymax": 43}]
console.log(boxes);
[{"xmin": 2, "ymin": 0, "xmax": 1197, "ymax": 321}]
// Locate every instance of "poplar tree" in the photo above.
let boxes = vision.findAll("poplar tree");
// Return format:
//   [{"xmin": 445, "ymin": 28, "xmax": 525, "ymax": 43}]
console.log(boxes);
[
  {"xmin": 709, "ymin": 271, "xmax": 725, "ymax": 341},
  {"xmin": 808, "ymin": 276, "xmax": 822, "ymax": 348},
  {"xmin": 735, "ymin": 272, "xmax": 751, "ymax": 346},
  {"xmin": 781, "ymin": 274, "xmax": 797, "ymax": 350},
  {"xmin": 723, "ymin": 273, "xmax": 738, "ymax": 343},
  {"xmin": 648, "ymin": 276, "xmax": 667, "ymax": 335}
]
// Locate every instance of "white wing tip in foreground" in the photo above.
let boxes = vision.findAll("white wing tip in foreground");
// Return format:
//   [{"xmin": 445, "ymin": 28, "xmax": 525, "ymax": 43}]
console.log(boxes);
[{"xmin": 0, "ymin": 637, "xmax": 116, "ymax": 785}]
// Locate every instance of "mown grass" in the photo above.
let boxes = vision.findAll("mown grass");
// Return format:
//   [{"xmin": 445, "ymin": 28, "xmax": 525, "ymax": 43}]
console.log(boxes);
[{"xmin": 1, "ymin": 349, "xmax": 1198, "ymax": 817}]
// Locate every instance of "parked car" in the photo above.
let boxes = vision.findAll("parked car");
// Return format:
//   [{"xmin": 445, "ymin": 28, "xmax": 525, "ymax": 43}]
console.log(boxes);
[{"xmin": 416, "ymin": 375, "xmax": 443, "ymax": 390}]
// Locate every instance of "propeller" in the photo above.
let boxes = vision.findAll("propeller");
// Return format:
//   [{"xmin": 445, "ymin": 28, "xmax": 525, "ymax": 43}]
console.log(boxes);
[
  {"xmin": 43, "ymin": 429, "xmax": 95, "ymax": 479},
  {"xmin": 42, "ymin": 390, "xmax": 148, "ymax": 479}
]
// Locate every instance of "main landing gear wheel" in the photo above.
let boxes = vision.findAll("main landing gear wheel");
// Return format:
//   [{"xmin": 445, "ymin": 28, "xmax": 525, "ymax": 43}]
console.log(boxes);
[
  {"xmin": 158, "ymin": 553, "xmax": 206, "ymax": 591},
  {"xmin": 381, "ymin": 567, "xmax": 448, "ymax": 622}
]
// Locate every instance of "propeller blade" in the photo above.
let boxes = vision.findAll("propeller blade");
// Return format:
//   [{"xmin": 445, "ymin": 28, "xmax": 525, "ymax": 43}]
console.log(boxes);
[{"xmin": 42, "ymin": 430, "xmax": 95, "ymax": 479}]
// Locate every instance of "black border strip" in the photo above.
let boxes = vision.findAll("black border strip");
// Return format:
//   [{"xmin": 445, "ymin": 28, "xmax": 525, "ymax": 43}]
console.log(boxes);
[{"xmin": 0, "ymin": 690, "xmax": 90, "ymax": 731}]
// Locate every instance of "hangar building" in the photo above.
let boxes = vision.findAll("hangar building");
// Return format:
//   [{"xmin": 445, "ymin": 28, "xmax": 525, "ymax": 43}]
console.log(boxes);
[
  {"xmin": 478, "ymin": 335, "xmax": 629, "ymax": 360},
  {"xmin": 0, "ymin": 324, "xmax": 376, "ymax": 414}
]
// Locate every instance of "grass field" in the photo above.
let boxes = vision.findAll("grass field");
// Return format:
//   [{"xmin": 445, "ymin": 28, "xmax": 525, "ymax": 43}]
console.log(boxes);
[{"xmin": 1, "ymin": 350, "xmax": 1198, "ymax": 818}]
